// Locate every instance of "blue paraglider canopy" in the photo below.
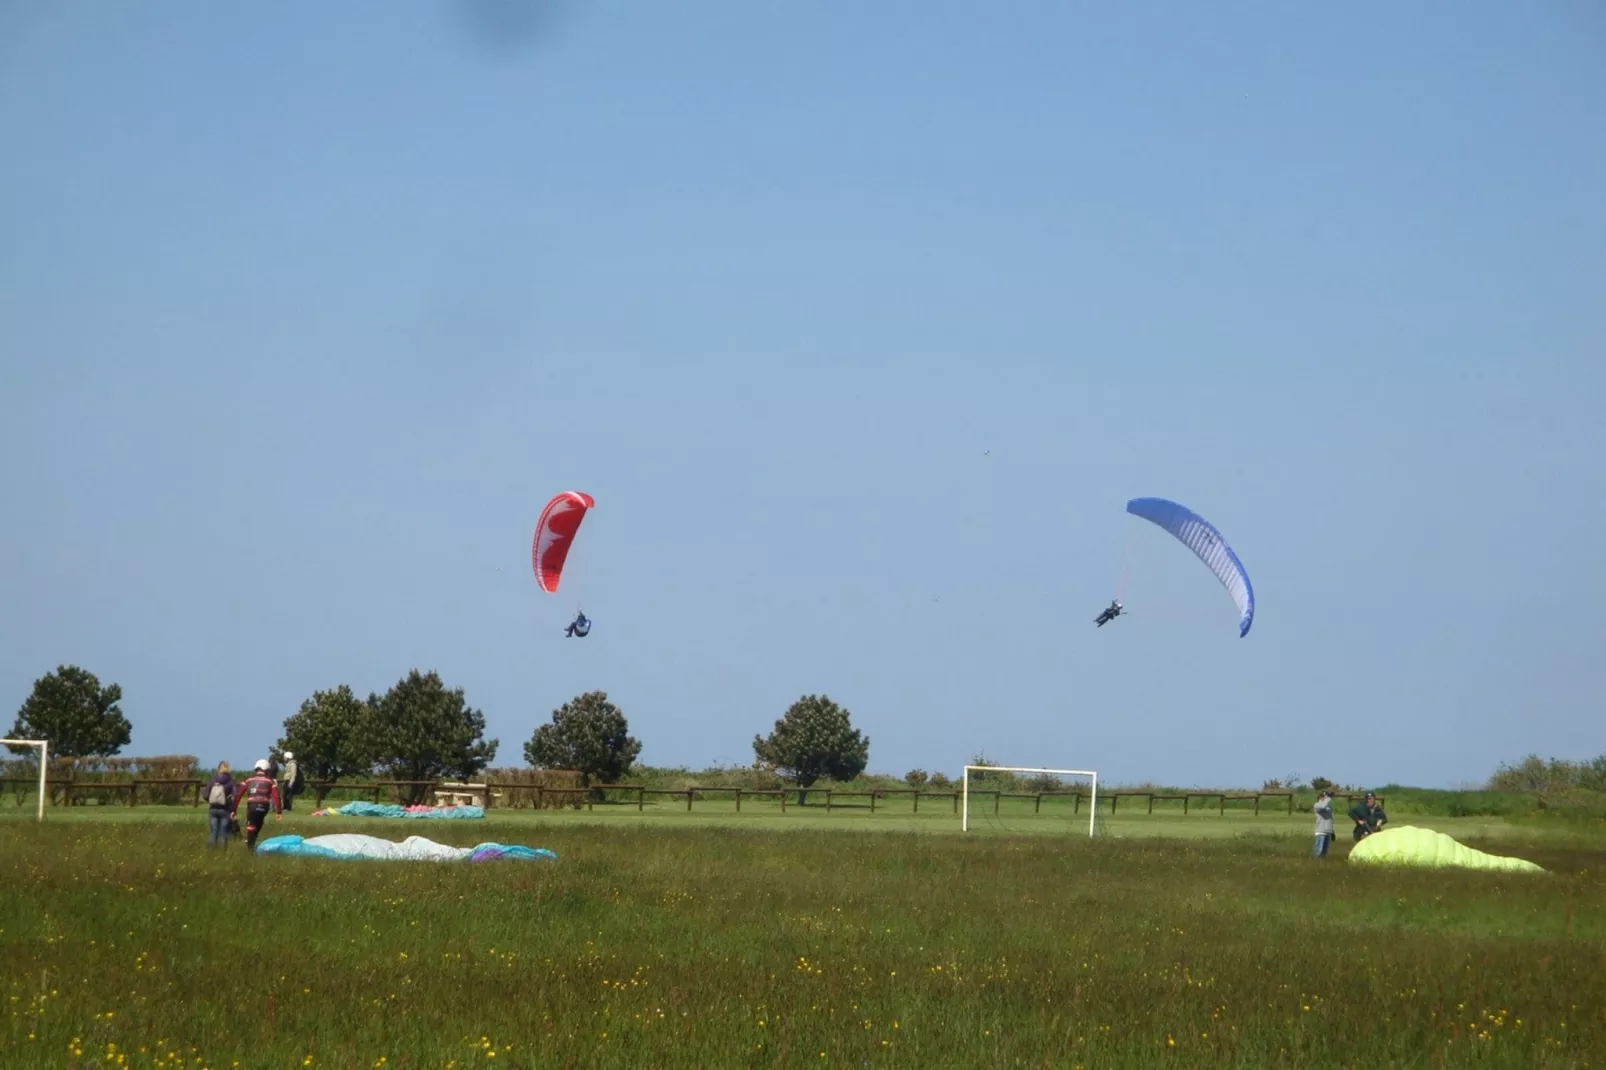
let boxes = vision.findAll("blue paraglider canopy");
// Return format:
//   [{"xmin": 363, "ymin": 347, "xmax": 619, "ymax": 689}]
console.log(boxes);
[{"xmin": 1124, "ymin": 497, "xmax": 1255, "ymax": 637}]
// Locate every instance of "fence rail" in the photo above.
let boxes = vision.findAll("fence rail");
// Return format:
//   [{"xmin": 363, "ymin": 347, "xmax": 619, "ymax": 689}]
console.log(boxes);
[{"xmin": 0, "ymin": 776, "xmax": 1379, "ymax": 816}]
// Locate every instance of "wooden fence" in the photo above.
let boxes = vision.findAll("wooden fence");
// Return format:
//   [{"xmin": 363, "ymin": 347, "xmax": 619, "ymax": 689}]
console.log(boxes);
[{"xmin": 0, "ymin": 776, "xmax": 1379, "ymax": 816}]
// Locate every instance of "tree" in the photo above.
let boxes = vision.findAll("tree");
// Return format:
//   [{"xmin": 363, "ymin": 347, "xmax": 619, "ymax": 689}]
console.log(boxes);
[
  {"xmin": 363, "ymin": 670, "xmax": 498, "ymax": 802},
  {"xmin": 277, "ymin": 684, "xmax": 374, "ymax": 784},
  {"xmin": 752, "ymin": 693, "xmax": 869, "ymax": 804},
  {"xmin": 8, "ymin": 665, "xmax": 131, "ymax": 758},
  {"xmin": 524, "ymin": 690, "xmax": 642, "ymax": 788}
]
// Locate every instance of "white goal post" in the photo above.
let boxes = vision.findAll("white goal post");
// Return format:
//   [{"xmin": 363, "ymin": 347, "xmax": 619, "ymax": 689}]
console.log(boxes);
[
  {"xmin": 1, "ymin": 738, "xmax": 49, "ymax": 820},
  {"xmin": 962, "ymin": 764, "xmax": 1099, "ymax": 836}
]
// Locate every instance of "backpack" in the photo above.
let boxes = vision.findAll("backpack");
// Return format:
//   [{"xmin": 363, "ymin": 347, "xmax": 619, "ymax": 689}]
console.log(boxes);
[{"xmin": 208, "ymin": 781, "xmax": 228, "ymax": 807}]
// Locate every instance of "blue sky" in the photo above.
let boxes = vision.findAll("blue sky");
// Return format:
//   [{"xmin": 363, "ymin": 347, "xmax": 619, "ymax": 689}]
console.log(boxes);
[{"xmin": 2, "ymin": 2, "xmax": 1602, "ymax": 789}]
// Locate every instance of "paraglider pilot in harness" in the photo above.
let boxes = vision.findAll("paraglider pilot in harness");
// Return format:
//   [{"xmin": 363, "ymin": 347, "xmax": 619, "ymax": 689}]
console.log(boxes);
[
  {"xmin": 1094, "ymin": 600, "xmax": 1124, "ymax": 627},
  {"xmin": 565, "ymin": 610, "xmax": 591, "ymax": 638}
]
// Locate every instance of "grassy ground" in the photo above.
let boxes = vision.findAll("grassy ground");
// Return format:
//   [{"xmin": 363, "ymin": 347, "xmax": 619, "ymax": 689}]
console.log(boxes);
[{"xmin": 3, "ymin": 805, "xmax": 1603, "ymax": 1068}]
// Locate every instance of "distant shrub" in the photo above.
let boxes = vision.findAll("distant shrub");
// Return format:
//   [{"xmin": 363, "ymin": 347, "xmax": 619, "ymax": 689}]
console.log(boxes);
[
  {"xmin": 905, "ymin": 769, "xmax": 928, "ymax": 788},
  {"xmin": 480, "ymin": 767, "xmax": 585, "ymax": 809},
  {"xmin": 1486, "ymin": 753, "xmax": 1606, "ymax": 794},
  {"xmin": 929, "ymin": 772, "xmax": 951, "ymax": 790}
]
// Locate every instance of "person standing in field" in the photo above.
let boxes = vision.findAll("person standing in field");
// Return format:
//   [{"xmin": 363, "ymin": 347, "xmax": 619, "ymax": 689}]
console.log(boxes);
[
  {"xmin": 1367, "ymin": 793, "xmax": 1388, "ymax": 835},
  {"xmin": 1312, "ymin": 789, "xmax": 1336, "ymax": 857},
  {"xmin": 232, "ymin": 758, "xmax": 282, "ymax": 851},
  {"xmin": 279, "ymin": 752, "xmax": 300, "ymax": 813},
  {"xmin": 1349, "ymin": 791, "xmax": 1383, "ymax": 840},
  {"xmin": 204, "ymin": 761, "xmax": 236, "ymax": 849}
]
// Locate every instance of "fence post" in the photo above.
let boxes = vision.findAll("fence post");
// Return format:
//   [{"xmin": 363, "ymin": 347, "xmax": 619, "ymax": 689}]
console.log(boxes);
[
  {"xmin": 1111, "ymin": 793, "xmax": 1119, "ymax": 814},
  {"xmin": 1254, "ymin": 795, "xmax": 1261, "ymax": 816},
  {"xmin": 913, "ymin": 793, "xmax": 920, "ymax": 814},
  {"xmin": 1184, "ymin": 795, "xmax": 1190, "ymax": 815},
  {"xmin": 825, "ymin": 791, "xmax": 832, "ymax": 813},
  {"xmin": 735, "ymin": 790, "xmax": 742, "ymax": 813},
  {"xmin": 685, "ymin": 789, "xmax": 694, "ymax": 812},
  {"xmin": 1148, "ymin": 794, "xmax": 1155, "ymax": 814},
  {"xmin": 128, "ymin": 780, "xmax": 137, "ymax": 807},
  {"xmin": 1287, "ymin": 793, "xmax": 1294, "ymax": 815},
  {"xmin": 637, "ymin": 788, "xmax": 645, "ymax": 812}
]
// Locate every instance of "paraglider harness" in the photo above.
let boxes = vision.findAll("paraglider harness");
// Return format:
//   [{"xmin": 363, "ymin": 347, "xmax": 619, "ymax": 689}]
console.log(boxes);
[
  {"xmin": 1094, "ymin": 600, "xmax": 1124, "ymax": 627},
  {"xmin": 565, "ymin": 611, "xmax": 592, "ymax": 638}
]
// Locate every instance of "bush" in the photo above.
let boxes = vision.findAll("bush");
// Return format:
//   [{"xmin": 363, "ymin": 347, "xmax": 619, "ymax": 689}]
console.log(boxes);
[
  {"xmin": 904, "ymin": 769, "xmax": 928, "ymax": 788},
  {"xmin": 1486, "ymin": 754, "xmax": 1606, "ymax": 794},
  {"xmin": 478, "ymin": 767, "xmax": 585, "ymax": 810}
]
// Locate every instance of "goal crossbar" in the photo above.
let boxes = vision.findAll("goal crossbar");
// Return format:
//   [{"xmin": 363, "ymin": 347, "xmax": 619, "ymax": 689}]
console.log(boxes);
[
  {"xmin": 962, "ymin": 765, "xmax": 1098, "ymax": 836},
  {"xmin": 1, "ymin": 738, "xmax": 49, "ymax": 820}
]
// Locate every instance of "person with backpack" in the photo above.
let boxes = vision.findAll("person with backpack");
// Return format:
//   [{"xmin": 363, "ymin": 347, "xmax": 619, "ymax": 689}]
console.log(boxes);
[
  {"xmin": 278, "ymin": 752, "xmax": 300, "ymax": 812},
  {"xmin": 231, "ymin": 758, "xmax": 282, "ymax": 851},
  {"xmin": 203, "ymin": 761, "xmax": 236, "ymax": 849}
]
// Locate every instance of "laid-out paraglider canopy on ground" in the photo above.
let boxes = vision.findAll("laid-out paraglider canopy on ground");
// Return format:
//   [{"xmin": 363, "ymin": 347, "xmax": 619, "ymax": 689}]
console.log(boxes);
[{"xmin": 258, "ymin": 833, "xmax": 557, "ymax": 863}]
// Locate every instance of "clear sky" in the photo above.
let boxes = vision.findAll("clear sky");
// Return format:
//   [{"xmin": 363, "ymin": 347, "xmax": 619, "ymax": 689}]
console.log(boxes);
[{"xmin": 2, "ymin": 2, "xmax": 1602, "ymax": 789}]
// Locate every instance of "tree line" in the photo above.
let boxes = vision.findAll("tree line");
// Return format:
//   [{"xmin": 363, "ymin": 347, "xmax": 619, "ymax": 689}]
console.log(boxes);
[{"xmin": 6, "ymin": 663, "xmax": 871, "ymax": 803}]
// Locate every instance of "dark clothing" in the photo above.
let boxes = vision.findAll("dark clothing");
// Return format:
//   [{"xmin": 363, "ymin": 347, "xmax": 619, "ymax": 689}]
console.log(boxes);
[
  {"xmin": 565, "ymin": 614, "xmax": 591, "ymax": 638},
  {"xmin": 232, "ymin": 773, "xmax": 282, "ymax": 852},
  {"xmin": 243, "ymin": 804, "xmax": 270, "ymax": 850},
  {"xmin": 1349, "ymin": 799, "xmax": 1385, "ymax": 840}
]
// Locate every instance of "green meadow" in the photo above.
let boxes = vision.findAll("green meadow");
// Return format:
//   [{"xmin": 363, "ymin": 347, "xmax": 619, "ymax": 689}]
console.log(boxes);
[{"xmin": 3, "ymin": 801, "xmax": 1603, "ymax": 1069}]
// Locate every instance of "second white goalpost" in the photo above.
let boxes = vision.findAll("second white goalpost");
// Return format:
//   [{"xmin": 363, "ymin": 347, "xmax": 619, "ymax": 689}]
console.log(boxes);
[
  {"xmin": 962, "ymin": 764, "xmax": 1099, "ymax": 836},
  {"xmin": 1, "ymin": 738, "xmax": 49, "ymax": 821}
]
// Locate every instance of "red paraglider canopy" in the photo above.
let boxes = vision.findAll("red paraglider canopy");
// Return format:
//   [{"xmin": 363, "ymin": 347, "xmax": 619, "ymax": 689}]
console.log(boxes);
[{"xmin": 532, "ymin": 491, "xmax": 594, "ymax": 594}]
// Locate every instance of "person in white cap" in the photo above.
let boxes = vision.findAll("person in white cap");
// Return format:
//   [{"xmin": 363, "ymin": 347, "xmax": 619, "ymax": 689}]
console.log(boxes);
[
  {"xmin": 278, "ymin": 751, "xmax": 301, "ymax": 812},
  {"xmin": 231, "ymin": 758, "xmax": 282, "ymax": 851}
]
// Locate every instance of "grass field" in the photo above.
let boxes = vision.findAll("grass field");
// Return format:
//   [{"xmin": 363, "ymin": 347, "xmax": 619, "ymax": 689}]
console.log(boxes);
[{"xmin": 4, "ymin": 802, "xmax": 1603, "ymax": 1068}]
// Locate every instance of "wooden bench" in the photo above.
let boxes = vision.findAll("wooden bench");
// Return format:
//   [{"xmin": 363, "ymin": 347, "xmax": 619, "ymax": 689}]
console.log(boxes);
[{"xmin": 434, "ymin": 782, "xmax": 488, "ymax": 808}]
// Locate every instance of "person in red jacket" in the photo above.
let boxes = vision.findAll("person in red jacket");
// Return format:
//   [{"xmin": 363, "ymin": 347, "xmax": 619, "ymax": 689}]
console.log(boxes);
[{"xmin": 232, "ymin": 758, "xmax": 282, "ymax": 851}]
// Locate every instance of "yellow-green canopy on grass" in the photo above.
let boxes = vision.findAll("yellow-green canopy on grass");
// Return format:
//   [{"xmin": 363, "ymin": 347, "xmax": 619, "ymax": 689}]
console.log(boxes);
[{"xmin": 1349, "ymin": 825, "xmax": 1545, "ymax": 874}]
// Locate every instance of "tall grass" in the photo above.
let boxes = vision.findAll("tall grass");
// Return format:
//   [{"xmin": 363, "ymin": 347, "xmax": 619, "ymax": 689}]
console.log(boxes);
[{"xmin": 3, "ymin": 817, "xmax": 1603, "ymax": 1068}]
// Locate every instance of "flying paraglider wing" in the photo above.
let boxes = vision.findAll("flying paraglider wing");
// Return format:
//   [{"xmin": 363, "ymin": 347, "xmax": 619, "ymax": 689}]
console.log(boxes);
[
  {"xmin": 1125, "ymin": 497, "xmax": 1255, "ymax": 637},
  {"xmin": 532, "ymin": 491, "xmax": 595, "ymax": 594}
]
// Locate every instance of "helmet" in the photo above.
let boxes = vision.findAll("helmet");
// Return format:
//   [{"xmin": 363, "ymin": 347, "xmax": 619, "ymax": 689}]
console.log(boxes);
[
  {"xmin": 254, "ymin": 759, "xmax": 269, "ymax": 772},
  {"xmin": 283, "ymin": 751, "xmax": 294, "ymax": 761}
]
